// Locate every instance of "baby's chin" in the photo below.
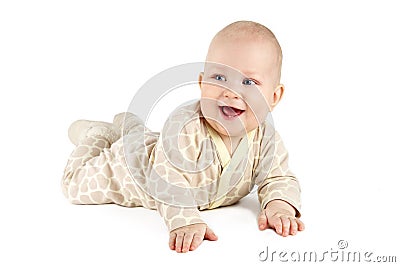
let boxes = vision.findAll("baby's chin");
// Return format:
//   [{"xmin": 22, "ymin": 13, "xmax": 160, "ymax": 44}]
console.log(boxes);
[{"xmin": 203, "ymin": 116, "xmax": 257, "ymax": 138}]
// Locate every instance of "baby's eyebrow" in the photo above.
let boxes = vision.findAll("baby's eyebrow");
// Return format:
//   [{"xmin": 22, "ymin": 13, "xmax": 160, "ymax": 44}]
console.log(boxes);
[
  {"xmin": 241, "ymin": 71, "xmax": 263, "ymax": 81},
  {"xmin": 205, "ymin": 65, "xmax": 263, "ymax": 81}
]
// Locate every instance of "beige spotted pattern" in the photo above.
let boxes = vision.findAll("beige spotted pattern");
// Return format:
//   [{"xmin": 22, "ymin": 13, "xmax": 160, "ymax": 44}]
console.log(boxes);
[{"xmin": 62, "ymin": 101, "xmax": 301, "ymax": 232}]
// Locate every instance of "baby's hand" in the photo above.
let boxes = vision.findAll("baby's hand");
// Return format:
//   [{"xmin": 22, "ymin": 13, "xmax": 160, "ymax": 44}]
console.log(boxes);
[
  {"xmin": 258, "ymin": 200, "xmax": 305, "ymax": 237},
  {"xmin": 169, "ymin": 223, "xmax": 218, "ymax": 253}
]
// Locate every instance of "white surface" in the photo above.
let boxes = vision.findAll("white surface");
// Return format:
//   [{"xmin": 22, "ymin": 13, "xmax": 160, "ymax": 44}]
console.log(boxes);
[{"xmin": 1, "ymin": 0, "xmax": 399, "ymax": 266}]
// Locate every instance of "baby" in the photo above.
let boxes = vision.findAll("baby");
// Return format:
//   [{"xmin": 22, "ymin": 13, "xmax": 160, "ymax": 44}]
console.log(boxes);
[{"xmin": 62, "ymin": 20, "xmax": 305, "ymax": 253}]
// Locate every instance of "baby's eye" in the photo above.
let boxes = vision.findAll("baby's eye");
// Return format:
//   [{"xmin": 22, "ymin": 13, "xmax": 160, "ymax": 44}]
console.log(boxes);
[
  {"xmin": 214, "ymin": 74, "xmax": 227, "ymax": 82},
  {"xmin": 242, "ymin": 78, "xmax": 256, "ymax": 86}
]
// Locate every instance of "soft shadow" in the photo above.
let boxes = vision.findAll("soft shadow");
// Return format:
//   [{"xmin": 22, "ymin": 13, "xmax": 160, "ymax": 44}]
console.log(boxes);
[{"xmin": 236, "ymin": 192, "xmax": 261, "ymax": 217}]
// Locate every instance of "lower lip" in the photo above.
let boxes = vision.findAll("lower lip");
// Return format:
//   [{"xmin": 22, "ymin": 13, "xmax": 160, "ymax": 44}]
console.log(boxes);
[{"xmin": 219, "ymin": 106, "xmax": 244, "ymax": 121}]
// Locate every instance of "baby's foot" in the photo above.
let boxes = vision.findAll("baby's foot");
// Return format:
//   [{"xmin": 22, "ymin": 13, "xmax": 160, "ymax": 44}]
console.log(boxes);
[
  {"xmin": 68, "ymin": 120, "xmax": 120, "ymax": 145},
  {"xmin": 113, "ymin": 112, "xmax": 144, "ymax": 136}
]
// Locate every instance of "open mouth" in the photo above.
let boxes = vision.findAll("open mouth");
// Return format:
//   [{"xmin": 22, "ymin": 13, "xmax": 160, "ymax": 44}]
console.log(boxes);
[{"xmin": 219, "ymin": 106, "xmax": 245, "ymax": 119}]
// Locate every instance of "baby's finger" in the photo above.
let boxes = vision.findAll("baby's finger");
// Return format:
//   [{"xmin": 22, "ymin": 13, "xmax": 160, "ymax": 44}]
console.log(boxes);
[
  {"xmin": 296, "ymin": 218, "xmax": 305, "ymax": 231},
  {"xmin": 204, "ymin": 227, "xmax": 218, "ymax": 241},
  {"xmin": 190, "ymin": 233, "xmax": 204, "ymax": 251},
  {"xmin": 182, "ymin": 233, "xmax": 194, "ymax": 253},
  {"xmin": 271, "ymin": 217, "xmax": 282, "ymax": 235},
  {"xmin": 169, "ymin": 232, "xmax": 177, "ymax": 250},
  {"xmin": 289, "ymin": 217, "xmax": 298, "ymax": 235},
  {"xmin": 175, "ymin": 233, "xmax": 184, "ymax": 253},
  {"xmin": 281, "ymin": 216, "xmax": 290, "ymax": 237},
  {"xmin": 257, "ymin": 210, "xmax": 268, "ymax": 230}
]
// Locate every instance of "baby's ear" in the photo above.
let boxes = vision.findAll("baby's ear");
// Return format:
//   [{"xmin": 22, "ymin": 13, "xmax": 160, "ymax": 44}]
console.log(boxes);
[
  {"xmin": 271, "ymin": 84, "xmax": 285, "ymax": 108},
  {"xmin": 198, "ymin": 72, "xmax": 204, "ymax": 89}
]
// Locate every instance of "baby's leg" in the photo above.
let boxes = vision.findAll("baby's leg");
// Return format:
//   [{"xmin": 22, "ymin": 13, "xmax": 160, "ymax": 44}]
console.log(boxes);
[{"xmin": 61, "ymin": 119, "xmax": 151, "ymax": 207}]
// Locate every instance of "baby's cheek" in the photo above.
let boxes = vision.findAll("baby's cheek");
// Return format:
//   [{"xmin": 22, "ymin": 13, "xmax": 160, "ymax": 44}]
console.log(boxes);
[
  {"xmin": 244, "ymin": 111, "xmax": 259, "ymax": 131},
  {"xmin": 246, "ymin": 103, "xmax": 269, "ymax": 128},
  {"xmin": 243, "ymin": 90, "xmax": 271, "ymax": 120},
  {"xmin": 200, "ymin": 84, "xmax": 223, "ymax": 98}
]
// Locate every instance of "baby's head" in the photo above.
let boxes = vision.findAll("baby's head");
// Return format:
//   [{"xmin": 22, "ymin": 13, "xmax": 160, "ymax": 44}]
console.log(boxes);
[{"xmin": 199, "ymin": 21, "xmax": 284, "ymax": 138}]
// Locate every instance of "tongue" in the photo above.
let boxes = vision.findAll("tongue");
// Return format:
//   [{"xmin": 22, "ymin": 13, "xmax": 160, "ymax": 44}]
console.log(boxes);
[{"xmin": 222, "ymin": 106, "xmax": 241, "ymax": 116}]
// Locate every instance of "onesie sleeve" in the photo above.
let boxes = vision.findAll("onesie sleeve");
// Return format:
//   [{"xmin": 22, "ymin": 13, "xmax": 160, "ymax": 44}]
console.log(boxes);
[
  {"xmin": 147, "ymin": 104, "xmax": 208, "ymax": 232},
  {"xmin": 148, "ymin": 134, "xmax": 207, "ymax": 232},
  {"xmin": 254, "ymin": 130, "xmax": 302, "ymax": 217}
]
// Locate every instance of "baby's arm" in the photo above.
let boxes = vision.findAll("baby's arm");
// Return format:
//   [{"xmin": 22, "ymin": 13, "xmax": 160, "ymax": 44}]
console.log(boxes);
[
  {"xmin": 255, "ymin": 130, "xmax": 304, "ymax": 236},
  {"xmin": 150, "ymin": 130, "xmax": 218, "ymax": 253},
  {"xmin": 258, "ymin": 200, "xmax": 305, "ymax": 236}
]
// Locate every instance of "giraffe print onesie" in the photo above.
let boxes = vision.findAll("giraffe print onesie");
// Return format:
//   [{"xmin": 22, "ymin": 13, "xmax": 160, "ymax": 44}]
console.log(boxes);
[{"xmin": 62, "ymin": 101, "xmax": 301, "ymax": 232}]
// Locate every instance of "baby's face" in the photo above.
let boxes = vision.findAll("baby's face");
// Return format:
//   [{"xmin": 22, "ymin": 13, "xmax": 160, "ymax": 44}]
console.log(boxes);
[{"xmin": 199, "ymin": 36, "xmax": 282, "ymax": 138}]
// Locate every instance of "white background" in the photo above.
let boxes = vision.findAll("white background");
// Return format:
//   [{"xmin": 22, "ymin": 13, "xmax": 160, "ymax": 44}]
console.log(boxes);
[{"xmin": 1, "ymin": 0, "xmax": 399, "ymax": 266}]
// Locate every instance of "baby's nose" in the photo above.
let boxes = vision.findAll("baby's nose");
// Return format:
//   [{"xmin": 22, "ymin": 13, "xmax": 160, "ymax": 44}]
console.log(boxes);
[{"xmin": 223, "ymin": 88, "xmax": 240, "ymax": 99}]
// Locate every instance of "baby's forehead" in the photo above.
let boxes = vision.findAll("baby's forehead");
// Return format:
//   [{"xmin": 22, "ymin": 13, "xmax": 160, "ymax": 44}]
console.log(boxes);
[
  {"xmin": 205, "ymin": 42, "xmax": 279, "ymax": 75},
  {"xmin": 208, "ymin": 41, "xmax": 280, "ymax": 83},
  {"xmin": 203, "ymin": 63, "xmax": 253, "ymax": 77}
]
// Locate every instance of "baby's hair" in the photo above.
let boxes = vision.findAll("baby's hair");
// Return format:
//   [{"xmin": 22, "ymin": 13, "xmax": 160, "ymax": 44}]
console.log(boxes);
[{"xmin": 209, "ymin": 20, "xmax": 283, "ymax": 82}]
